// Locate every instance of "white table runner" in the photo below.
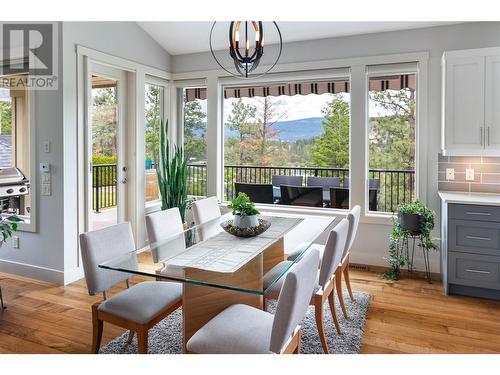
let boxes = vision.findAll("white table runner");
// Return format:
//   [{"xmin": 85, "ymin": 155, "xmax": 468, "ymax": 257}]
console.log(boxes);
[{"xmin": 165, "ymin": 216, "xmax": 302, "ymax": 273}]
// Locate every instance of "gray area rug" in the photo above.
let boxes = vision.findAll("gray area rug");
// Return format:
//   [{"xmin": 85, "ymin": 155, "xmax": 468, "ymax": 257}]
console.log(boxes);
[{"xmin": 100, "ymin": 289, "xmax": 370, "ymax": 354}]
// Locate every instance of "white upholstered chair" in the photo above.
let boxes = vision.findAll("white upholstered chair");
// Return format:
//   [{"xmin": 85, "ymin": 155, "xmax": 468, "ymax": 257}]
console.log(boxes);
[
  {"xmin": 79, "ymin": 222, "xmax": 182, "ymax": 354},
  {"xmin": 191, "ymin": 196, "xmax": 221, "ymax": 240},
  {"xmin": 286, "ymin": 205, "xmax": 360, "ymax": 319},
  {"xmin": 186, "ymin": 249, "xmax": 320, "ymax": 354},
  {"xmin": 145, "ymin": 207, "xmax": 186, "ymax": 278},
  {"xmin": 264, "ymin": 218, "xmax": 350, "ymax": 354}
]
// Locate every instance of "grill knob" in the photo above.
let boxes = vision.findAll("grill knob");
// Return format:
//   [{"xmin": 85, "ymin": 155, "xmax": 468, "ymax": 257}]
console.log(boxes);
[
  {"xmin": 6, "ymin": 188, "xmax": 14, "ymax": 194},
  {"xmin": 19, "ymin": 187, "xmax": 26, "ymax": 193}
]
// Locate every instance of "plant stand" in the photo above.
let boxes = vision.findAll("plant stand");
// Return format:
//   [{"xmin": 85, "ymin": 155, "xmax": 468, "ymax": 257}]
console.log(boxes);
[
  {"xmin": 400, "ymin": 234, "xmax": 432, "ymax": 283},
  {"xmin": 0, "ymin": 284, "xmax": 5, "ymax": 310}
]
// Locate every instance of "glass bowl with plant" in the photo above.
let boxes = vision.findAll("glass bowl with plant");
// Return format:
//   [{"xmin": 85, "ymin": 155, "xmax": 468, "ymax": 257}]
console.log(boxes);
[{"xmin": 228, "ymin": 192, "xmax": 260, "ymax": 229}]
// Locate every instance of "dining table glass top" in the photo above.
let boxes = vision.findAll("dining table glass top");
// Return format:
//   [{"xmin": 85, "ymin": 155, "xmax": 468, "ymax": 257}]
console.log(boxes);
[{"xmin": 99, "ymin": 212, "xmax": 335, "ymax": 295}]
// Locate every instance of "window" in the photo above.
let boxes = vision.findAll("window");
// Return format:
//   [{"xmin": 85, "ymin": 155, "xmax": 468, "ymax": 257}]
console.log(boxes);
[
  {"xmin": 221, "ymin": 79, "xmax": 351, "ymax": 209},
  {"xmin": 182, "ymin": 87, "xmax": 207, "ymax": 197},
  {"xmin": 0, "ymin": 75, "xmax": 31, "ymax": 221},
  {"xmin": 367, "ymin": 69, "xmax": 417, "ymax": 213},
  {"xmin": 144, "ymin": 82, "xmax": 165, "ymax": 203}
]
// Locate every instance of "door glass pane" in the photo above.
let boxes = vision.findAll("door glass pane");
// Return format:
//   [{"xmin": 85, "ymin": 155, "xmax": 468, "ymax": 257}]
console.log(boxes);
[
  {"xmin": 183, "ymin": 87, "xmax": 207, "ymax": 197},
  {"xmin": 367, "ymin": 73, "xmax": 417, "ymax": 213},
  {"xmin": 90, "ymin": 75, "xmax": 118, "ymax": 230},
  {"xmin": 145, "ymin": 83, "xmax": 164, "ymax": 204},
  {"xmin": 0, "ymin": 75, "xmax": 31, "ymax": 221}
]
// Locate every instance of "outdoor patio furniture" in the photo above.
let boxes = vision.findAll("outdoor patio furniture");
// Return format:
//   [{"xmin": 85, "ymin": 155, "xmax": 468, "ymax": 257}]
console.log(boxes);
[
  {"xmin": 271, "ymin": 175, "xmax": 303, "ymax": 188},
  {"xmin": 330, "ymin": 187, "xmax": 378, "ymax": 211},
  {"xmin": 343, "ymin": 178, "xmax": 380, "ymax": 189},
  {"xmin": 279, "ymin": 185, "xmax": 323, "ymax": 207},
  {"xmin": 235, "ymin": 182, "xmax": 275, "ymax": 204},
  {"xmin": 306, "ymin": 176, "xmax": 341, "ymax": 191}
]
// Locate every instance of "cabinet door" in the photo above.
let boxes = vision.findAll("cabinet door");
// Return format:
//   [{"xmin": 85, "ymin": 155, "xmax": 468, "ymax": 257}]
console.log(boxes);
[
  {"xmin": 485, "ymin": 55, "xmax": 500, "ymax": 151},
  {"xmin": 444, "ymin": 56, "xmax": 485, "ymax": 154}
]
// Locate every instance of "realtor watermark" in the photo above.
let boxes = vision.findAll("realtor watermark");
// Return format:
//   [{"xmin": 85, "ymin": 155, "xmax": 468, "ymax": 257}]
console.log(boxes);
[{"xmin": 0, "ymin": 22, "xmax": 58, "ymax": 90}]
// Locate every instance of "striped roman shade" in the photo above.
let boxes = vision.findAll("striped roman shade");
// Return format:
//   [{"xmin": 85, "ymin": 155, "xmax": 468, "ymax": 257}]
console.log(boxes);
[{"xmin": 184, "ymin": 74, "xmax": 415, "ymax": 102}]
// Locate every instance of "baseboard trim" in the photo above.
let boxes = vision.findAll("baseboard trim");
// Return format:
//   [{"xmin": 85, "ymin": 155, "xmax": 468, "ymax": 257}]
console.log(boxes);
[
  {"xmin": 350, "ymin": 262, "xmax": 442, "ymax": 282},
  {"xmin": 0, "ymin": 258, "xmax": 64, "ymax": 284},
  {"xmin": 64, "ymin": 266, "xmax": 85, "ymax": 285}
]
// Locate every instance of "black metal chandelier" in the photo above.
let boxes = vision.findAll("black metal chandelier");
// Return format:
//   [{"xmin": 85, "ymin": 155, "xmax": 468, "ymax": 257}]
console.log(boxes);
[{"xmin": 209, "ymin": 21, "xmax": 282, "ymax": 79}]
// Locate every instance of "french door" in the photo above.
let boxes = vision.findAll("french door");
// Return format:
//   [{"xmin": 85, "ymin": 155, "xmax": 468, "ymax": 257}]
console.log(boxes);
[{"xmin": 86, "ymin": 63, "xmax": 129, "ymax": 231}]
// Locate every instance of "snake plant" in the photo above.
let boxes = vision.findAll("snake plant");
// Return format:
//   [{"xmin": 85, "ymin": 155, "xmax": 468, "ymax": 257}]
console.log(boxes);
[{"xmin": 156, "ymin": 119, "xmax": 189, "ymax": 222}]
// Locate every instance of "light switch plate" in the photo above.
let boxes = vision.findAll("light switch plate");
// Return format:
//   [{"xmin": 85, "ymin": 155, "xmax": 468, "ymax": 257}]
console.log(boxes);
[
  {"xmin": 43, "ymin": 141, "xmax": 50, "ymax": 153},
  {"xmin": 41, "ymin": 183, "xmax": 51, "ymax": 196},
  {"xmin": 446, "ymin": 168, "xmax": 455, "ymax": 180},
  {"xmin": 466, "ymin": 168, "xmax": 475, "ymax": 181}
]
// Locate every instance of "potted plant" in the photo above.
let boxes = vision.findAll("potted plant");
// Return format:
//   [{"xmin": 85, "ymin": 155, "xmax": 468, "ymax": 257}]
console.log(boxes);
[
  {"xmin": 383, "ymin": 200, "xmax": 437, "ymax": 280},
  {"xmin": 228, "ymin": 192, "xmax": 260, "ymax": 229},
  {"xmin": 156, "ymin": 119, "xmax": 189, "ymax": 224},
  {"xmin": 0, "ymin": 206, "xmax": 22, "ymax": 309}
]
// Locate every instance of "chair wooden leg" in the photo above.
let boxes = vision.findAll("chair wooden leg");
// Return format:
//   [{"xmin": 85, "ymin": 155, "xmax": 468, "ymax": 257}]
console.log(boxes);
[
  {"xmin": 314, "ymin": 300, "xmax": 330, "ymax": 354},
  {"xmin": 137, "ymin": 328, "xmax": 148, "ymax": 354},
  {"xmin": 335, "ymin": 269, "xmax": 348, "ymax": 319},
  {"xmin": 0, "ymin": 285, "xmax": 5, "ymax": 310},
  {"xmin": 91, "ymin": 305, "xmax": 103, "ymax": 354},
  {"xmin": 327, "ymin": 291, "xmax": 342, "ymax": 335},
  {"xmin": 343, "ymin": 259, "xmax": 354, "ymax": 301},
  {"xmin": 293, "ymin": 329, "xmax": 302, "ymax": 354},
  {"xmin": 126, "ymin": 330, "xmax": 135, "ymax": 344}
]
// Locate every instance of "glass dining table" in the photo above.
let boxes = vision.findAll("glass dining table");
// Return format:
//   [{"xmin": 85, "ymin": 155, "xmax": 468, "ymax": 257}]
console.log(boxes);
[{"xmin": 99, "ymin": 212, "xmax": 335, "ymax": 350}]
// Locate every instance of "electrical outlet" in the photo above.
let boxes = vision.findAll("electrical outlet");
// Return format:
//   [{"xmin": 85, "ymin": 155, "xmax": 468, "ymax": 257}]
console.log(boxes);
[
  {"xmin": 43, "ymin": 141, "xmax": 50, "ymax": 153},
  {"xmin": 446, "ymin": 168, "xmax": 455, "ymax": 180},
  {"xmin": 12, "ymin": 236, "xmax": 19, "ymax": 249},
  {"xmin": 41, "ymin": 183, "xmax": 51, "ymax": 196},
  {"xmin": 466, "ymin": 168, "xmax": 475, "ymax": 181}
]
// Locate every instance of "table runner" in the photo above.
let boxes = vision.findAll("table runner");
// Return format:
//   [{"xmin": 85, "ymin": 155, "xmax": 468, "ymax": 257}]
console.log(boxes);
[{"xmin": 165, "ymin": 216, "xmax": 302, "ymax": 273}]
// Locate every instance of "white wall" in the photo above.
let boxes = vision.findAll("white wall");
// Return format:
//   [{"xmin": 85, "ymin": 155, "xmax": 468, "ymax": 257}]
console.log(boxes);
[
  {"xmin": 171, "ymin": 22, "xmax": 500, "ymax": 274},
  {"xmin": 0, "ymin": 22, "xmax": 171, "ymax": 284}
]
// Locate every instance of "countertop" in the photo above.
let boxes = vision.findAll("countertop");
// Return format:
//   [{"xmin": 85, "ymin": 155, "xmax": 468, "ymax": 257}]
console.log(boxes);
[{"xmin": 438, "ymin": 191, "xmax": 500, "ymax": 206}]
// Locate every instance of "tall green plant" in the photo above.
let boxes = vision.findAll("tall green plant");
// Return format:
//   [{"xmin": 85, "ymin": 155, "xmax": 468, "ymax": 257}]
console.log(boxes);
[{"xmin": 157, "ymin": 120, "xmax": 188, "ymax": 222}]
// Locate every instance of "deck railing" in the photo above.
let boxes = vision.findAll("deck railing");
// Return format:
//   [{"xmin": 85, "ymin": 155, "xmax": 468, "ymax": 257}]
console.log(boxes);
[{"xmin": 92, "ymin": 163, "xmax": 415, "ymax": 213}]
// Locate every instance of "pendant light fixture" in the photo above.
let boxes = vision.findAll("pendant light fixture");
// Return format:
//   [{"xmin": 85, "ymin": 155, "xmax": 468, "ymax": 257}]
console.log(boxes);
[{"xmin": 209, "ymin": 21, "xmax": 282, "ymax": 79}]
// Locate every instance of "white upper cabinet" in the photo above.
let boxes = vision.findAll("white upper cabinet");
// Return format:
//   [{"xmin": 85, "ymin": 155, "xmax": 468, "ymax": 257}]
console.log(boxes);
[
  {"xmin": 442, "ymin": 47, "xmax": 500, "ymax": 156},
  {"xmin": 485, "ymin": 55, "xmax": 500, "ymax": 150}
]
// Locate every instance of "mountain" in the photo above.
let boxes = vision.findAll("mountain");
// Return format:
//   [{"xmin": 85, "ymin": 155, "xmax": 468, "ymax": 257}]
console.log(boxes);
[{"xmin": 223, "ymin": 117, "xmax": 325, "ymax": 141}]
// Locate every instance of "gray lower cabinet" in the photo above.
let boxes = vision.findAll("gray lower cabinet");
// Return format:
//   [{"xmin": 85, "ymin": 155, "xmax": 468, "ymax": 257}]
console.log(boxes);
[{"xmin": 444, "ymin": 203, "xmax": 500, "ymax": 300}]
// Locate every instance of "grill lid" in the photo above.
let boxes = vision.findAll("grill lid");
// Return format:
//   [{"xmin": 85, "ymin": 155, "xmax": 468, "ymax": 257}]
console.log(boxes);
[{"xmin": 0, "ymin": 167, "xmax": 27, "ymax": 185}]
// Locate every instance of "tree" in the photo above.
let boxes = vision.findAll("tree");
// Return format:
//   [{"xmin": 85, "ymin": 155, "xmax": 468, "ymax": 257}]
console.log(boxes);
[
  {"xmin": 145, "ymin": 85, "xmax": 161, "ymax": 166},
  {"xmin": 253, "ymin": 97, "xmax": 286, "ymax": 165},
  {"xmin": 0, "ymin": 101, "xmax": 12, "ymax": 135},
  {"xmin": 368, "ymin": 88, "xmax": 415, "ymax": 170},
  {"xmin": 183, "ymin": 99, "xmax": 207, "ymax": 163},
  {"xmin": 92, "ymin": 88, "xmax": 117, "ymax": 157},
  {"xmin": 310, "ymin": 96, "xmax": 350, "ymax": 168},
  {"xmin": 225, "ymin": 99, "xmax": 257, "ymax": 165}
]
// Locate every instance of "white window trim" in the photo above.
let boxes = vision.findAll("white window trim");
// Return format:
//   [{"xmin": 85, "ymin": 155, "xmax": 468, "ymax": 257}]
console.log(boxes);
[{"xmin": 173, "ymin": 51, "xmax": 429, "ymax": 225}]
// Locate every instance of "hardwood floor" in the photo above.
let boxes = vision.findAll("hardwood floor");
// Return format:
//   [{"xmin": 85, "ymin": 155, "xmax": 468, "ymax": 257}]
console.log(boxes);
[{"xmin": 1, "ymin": 265, "xmax": 499, "ymax": 354}]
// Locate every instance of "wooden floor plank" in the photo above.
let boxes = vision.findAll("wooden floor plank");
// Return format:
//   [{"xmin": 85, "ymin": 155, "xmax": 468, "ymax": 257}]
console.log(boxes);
[{"xmin": 1, "ymin": 268, "xmax": 499, "ymax": 354}]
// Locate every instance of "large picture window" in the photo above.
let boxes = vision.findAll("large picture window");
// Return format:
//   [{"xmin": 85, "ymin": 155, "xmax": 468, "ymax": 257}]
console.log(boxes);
[
  {"xmin": 220, "ymin": 79, "xmax": 351, "ymax": 209},
  {"xmin": 367, "ymin": 70, "xmax": 417, "ymax": 213}
]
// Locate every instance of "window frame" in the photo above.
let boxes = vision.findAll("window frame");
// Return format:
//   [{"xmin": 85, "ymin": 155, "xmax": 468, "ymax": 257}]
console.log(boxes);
[{"xmin": 219, "ymin": 69, "xmax": 352, "ymax": 213}]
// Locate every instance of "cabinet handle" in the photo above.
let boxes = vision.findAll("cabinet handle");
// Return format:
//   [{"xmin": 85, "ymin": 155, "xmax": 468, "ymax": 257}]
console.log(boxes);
[
  {"xmin": 465, "ymin": 211, "xmax": 492, "ymax": 216},
  {"xmin": 465, "ymin": 269, "xmax": 490, "ymax": 275},
  {"xmin": 465, "ymin": 235, "xmax": 491, "ymax": 241}
]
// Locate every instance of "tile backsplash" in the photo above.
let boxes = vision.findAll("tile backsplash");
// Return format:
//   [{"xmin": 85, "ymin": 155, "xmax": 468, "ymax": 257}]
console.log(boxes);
[{"xmin": 438, "ymin": 154, "xmax": 500, "ymax": 194}]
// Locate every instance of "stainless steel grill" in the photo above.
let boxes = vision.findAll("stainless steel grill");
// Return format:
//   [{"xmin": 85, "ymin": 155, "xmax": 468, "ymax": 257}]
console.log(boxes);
[{"xmin": 0, "ymin": 167, "xmax": 30, "ymax": 215}]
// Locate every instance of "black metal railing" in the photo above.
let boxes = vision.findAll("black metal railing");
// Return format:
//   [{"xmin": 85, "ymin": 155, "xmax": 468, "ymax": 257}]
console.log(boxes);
[
  {"xmin": 92, "ymin": 163, "xmax": 415, "ymax": 213},
  {"xmin": 92, "ymin": 164, "xmax": 117, "ymax": 212}
]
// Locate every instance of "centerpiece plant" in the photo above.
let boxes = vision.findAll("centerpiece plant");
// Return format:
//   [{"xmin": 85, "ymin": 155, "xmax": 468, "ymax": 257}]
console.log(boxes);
[
  {"xmin": 156, "ymin": 119, "xmax": 189, "ymax": 223},
  {"xmin": 383, "ymin": 200, "xmax": 437, "ymax": 280},
  {"xmin": 228, "ymin": 192, "xmax": 260, "ymax": 228}
]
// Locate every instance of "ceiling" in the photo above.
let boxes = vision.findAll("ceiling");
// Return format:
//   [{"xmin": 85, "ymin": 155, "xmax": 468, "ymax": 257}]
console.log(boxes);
[{"xmin": 137, "ymin": 21, "xmax": 461, "ymax": 56}]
